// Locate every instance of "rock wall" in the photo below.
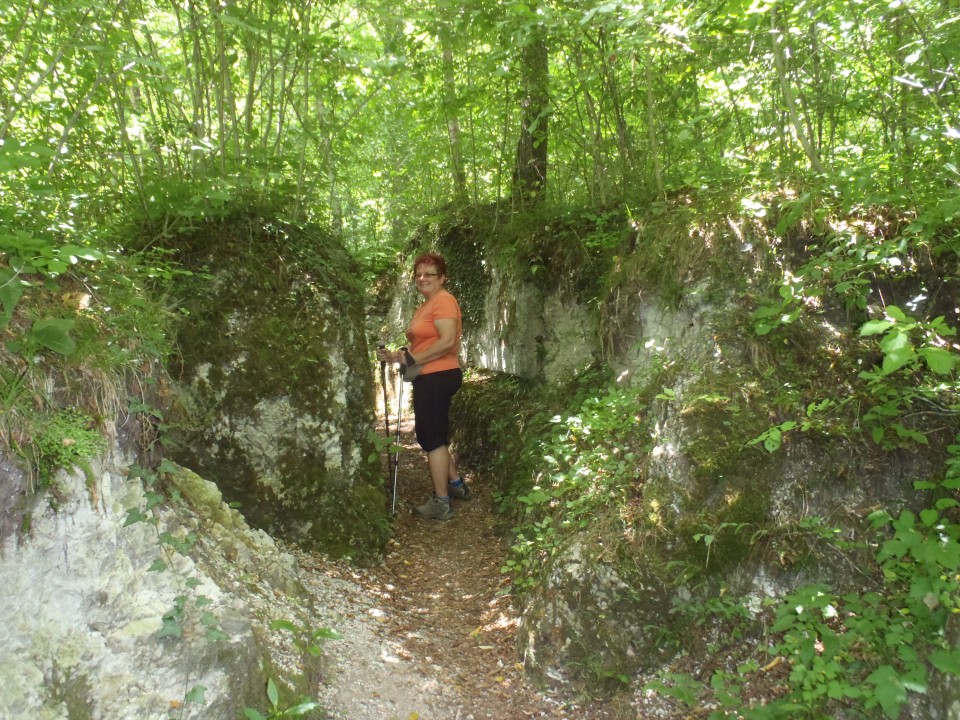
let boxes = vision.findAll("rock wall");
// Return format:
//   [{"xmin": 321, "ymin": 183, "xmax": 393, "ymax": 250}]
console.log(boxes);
[
  {"xmin": 434, "ymin": 227, "xmax": 957, "ymax": 717},
  {"xmin": 168, "ymin": 218, "xmax": 388, "ymax": 561},
  {"xmin": 0, "ymin": 421, "xmax": 317, "ymax": 719}
]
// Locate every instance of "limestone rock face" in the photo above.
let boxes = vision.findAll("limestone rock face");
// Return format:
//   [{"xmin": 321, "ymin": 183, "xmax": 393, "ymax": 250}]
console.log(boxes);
[
  {"xmin": 0, "ymin": 438, "xmax": 309, "ymax": 720},
  {"xmin": 464, "ymin": 265, "xmax": 596, "ymax": 382},
  {"xmin": 168, "ymin": 218, "xmax": 388, "ymax": 560}
]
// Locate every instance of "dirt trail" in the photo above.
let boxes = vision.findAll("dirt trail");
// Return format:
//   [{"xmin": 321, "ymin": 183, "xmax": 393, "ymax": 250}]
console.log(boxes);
[{"xmin": 305, "ymin": 416, "xmax": 615, "ymax": 720}]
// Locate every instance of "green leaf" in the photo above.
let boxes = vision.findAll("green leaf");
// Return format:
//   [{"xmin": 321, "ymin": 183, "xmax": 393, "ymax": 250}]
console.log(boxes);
[
  {"xmin": 881, "ymin": 346, "xmax": 917, "ymax": 375},
  {"xmin": 892, "ymin": 423, "xmax": 927, "ymax": 444},
  {"xmin": 157, "ymin": 616, "xmax": 182, "ymax": 639},
  {"xmin": 763, "ymin": 427, "xmax": 782, "ymax": 452},
  {"xmin": 866, "ymin": 665, "xmax": 906, "ymax": 718},
  {"xmin": 267, "ymin": 678, "xmax": 280, "ymax": 709},
  {"xmin": 879, "ymin": 329, "xmax": 910, "ymax": 354},
  {"xmin": 929, "ymin": 648, "xmax": 960, "ymax": 676},
  {"xmin": 270, "ymin": 619, "xmax": 299, "ymax": 633},
  {"xmin": 919, "ymin": 346, "xmax": 956, "ymax": 374},
  {"xmin": 244, "ymin": 709, "xmax": 267, "ymax": 720},
  {"xmin": 148, "ymin": 558, "xmax": 167, "ymax": 572},
  {"xmin": 519, "ymin": 488, "xmax": 551, "ymax": 505},
  {"xmin": 184, "ymin": 685, "xmax": 206, "ymax": 704},
  {"xmin": 30, "ymin": 318, "xmax": 77, "ymax": 355},
  {"xmin": 885, "ymin": 306, "xmax": 908, "ymax": 322},
  {"xmin": 58, "ymin": 244, "xmax": 104, "ymax": 262},
  {"xmin": 206, "ymin": 628, "xmax": 229, "ymax": 641},
  {"xmin": 312, "ymin": 627, "xmax": 343, "ymax": 640},
  {"xmin": 860, "ymin": 319, "xmax": 893, "ymax": 336},
  {"xmin": 0, "ymin": 267, "xmax": 23, "ymax": 326},
  {"xmin": 144, "ymin": 491, "xmax": 165, "ymax": 510}
]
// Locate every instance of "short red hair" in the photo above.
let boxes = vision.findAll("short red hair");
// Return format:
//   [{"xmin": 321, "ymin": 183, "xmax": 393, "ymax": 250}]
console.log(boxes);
[{"xmin": 412, "ymin": 252, "xmax": 447, "ymax": 277}]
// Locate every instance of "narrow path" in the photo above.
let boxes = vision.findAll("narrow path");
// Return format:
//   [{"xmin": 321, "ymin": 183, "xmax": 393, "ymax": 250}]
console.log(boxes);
[
  {"xmin": 372, "ymin": 416, "xmax": 559, "ymax": 719},
  {"xmin": 301, "ymin": 416, "xmax": 614, "ymax": 720}
]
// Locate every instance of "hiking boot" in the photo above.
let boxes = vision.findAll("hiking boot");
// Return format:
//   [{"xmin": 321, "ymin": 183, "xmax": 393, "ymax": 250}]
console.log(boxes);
[
  {"xmin": 414, "ymin": 497, "xmax": 454, "ymax": 521},
  {"xmin": 448, "ymin": 480, "xmax": 472, "ymax": 500}
]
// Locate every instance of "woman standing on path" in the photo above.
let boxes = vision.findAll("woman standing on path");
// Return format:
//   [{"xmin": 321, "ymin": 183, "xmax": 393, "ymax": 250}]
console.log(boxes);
[{"xmin": 377, "ymin": 252, "xmax": 471, "ymax": 520}]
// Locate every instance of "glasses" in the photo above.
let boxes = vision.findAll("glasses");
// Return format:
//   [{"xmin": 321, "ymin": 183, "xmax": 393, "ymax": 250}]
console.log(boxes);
[{"xmin": 414, "ymin": 272, "xmax": 439, "ymax": 279}]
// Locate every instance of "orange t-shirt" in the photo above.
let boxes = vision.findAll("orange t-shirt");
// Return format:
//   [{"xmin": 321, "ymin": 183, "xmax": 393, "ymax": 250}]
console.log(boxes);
[{"xmin": 406, "ymin": 289, "xmax": 462, "ymax": 375}]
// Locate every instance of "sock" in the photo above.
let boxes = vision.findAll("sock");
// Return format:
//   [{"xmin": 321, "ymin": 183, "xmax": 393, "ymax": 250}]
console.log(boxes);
[
  {"xmin": 450, "ymin": 478, "xmax": 464, "ymax": 487},
  {"xmin": 436, "ymin": 495, "xmax": 450, "ymax": 503}
]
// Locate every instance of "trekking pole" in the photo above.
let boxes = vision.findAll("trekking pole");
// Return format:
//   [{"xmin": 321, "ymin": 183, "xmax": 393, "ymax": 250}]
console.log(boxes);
[
  {"xmin": 377, "ymin": 344, "xmax": 392, "ymax": 494},
  {"xmin": 391, "ymin": 375, "xmax": 404, "ymax": 514}
]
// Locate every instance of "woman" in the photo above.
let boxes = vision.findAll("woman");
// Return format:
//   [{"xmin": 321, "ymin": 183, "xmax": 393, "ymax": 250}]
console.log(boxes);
[{"xmin": 377, "ymin": 252, "xmax": 471, "ymax": 520}]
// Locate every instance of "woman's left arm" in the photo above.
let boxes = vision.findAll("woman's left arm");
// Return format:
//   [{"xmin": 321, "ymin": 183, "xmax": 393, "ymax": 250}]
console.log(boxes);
[{"xmin": 408, "ymin": 317, "xmax": 457, "ymax": 365}]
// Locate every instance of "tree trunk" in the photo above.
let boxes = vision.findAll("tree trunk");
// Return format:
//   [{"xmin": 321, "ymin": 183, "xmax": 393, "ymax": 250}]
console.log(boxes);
[
  {"xmin": 770, "ymin": 4, "xmax": 826, "ymax": 174},
  {"xmin": 439, "ymin": 24, "xmax": 467, "ymax": 199},
  {"xmin": 512, "ymin": 32, "xmax": 549, "ymax": 209},
  {"xmin": 643, "ymin": 49, "xmax": 664, "ymax": 198}
]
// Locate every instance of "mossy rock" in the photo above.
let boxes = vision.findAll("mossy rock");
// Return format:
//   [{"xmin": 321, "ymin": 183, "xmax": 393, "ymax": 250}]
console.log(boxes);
[
  {"xmin": 164, "ymin": 216, "xmax": 388, "ymax": 561},
  {"xmin": 520, "ymin": 529, "xmax": 672, "ymax": 692}
]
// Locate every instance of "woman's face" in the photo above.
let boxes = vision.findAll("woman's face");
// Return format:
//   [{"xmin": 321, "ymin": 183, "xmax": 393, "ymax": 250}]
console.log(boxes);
[{"xmin": 414, "ymin": 262, "xmax": 444, "ymax": 297}]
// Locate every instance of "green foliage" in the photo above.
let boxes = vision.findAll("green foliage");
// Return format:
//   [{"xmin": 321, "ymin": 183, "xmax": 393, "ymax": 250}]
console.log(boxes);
[
  {"xmin": 2, "ymin": 0, "xmax": 960, "ymax": 715},
  {"xmin": 242, "ymin": 621, "xmax": 339, "ymax": 719},
  {"xmin": 857, "ymin": 306, "xmax": 959, "ymax": 448},
  {"xmin": 2, "ymin": 0, "xmax": 959, "ymax": 255},
  {"xmin": 242, "ymin": 678, "xmax": 323, "ymax": 719},
  {"xmin": 645, "ymin": 436, "xmax": 960, "ymax": 719},
  {"xmin": 746, "ymin": 400, "xmax": 839, "ymax": 453},
  {"xmin": 28, "ymin": 408, "xmax": 106, "ymax": 491},
  {"xmin": 268, "ymin": 619, "xmax": 343, "ymax": 659},
  {"xmin": 0, "ymin": 223, "xmax": 104, "ymax": 360},
  {"xmin": 365, "ymin": 429, "xmax": 402, "ymax": 466},
  {"xmin": 123, "ymin": 463, "xmax": 229, "ymax": 648},
  {"xmin": 458, "ymin": 369, "xmax": 652, "ymax": 593}
]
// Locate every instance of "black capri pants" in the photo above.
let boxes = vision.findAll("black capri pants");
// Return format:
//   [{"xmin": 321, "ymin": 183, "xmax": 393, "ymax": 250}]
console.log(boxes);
[{"xmin": 412, "ymin": 368, "xmax": 463, "ymax": 452}]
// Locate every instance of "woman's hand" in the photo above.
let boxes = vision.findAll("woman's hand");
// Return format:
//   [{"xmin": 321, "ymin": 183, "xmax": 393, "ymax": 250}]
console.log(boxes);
[{"xmin": 376, "ymin": 347, "xmax": 402, "ymax": 364}]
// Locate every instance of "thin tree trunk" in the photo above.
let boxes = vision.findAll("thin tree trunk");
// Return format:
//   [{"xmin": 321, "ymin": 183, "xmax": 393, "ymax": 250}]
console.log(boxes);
[
  {"xmin": 770, "ymin": 4, "xmax": 826, "ymax": 174},
  {"xmin": 567, "ymin": 40, "xmax": 604, "ymax": 204},
  {"xmin": 643, "ymin": 50, "xmax": 664, "ymax": 198},
  {"xmin": 439, "ymin": 24, "xmax": 467, "ymax": 199},
  {"xmin": 0, "ymin": 2, "xmax": 83, "ymax": 141},
  {"xmin": 597, "ymin": 29, "xmax": 634, "ymax": 189},
  {"xmin": 512, "ymin": 32, "xmax": 549, "ymax": 209}
]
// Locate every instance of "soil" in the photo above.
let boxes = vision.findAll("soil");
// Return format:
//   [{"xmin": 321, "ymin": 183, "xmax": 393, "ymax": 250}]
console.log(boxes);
[{"xmin": 298, "ymin": 416, "xmax": 619, "ymax": 720}]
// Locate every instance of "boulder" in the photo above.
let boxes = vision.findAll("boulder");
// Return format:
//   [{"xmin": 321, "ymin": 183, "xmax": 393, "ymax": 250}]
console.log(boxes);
[{"xmin": 167, "ymin": 217, "xmax": 388, "ymax": 561}]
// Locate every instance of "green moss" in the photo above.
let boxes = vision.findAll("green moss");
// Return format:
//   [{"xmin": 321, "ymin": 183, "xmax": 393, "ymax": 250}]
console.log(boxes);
[{"xmin": 48, "ymin": 666, "xmax": 94, "ymax": 720}]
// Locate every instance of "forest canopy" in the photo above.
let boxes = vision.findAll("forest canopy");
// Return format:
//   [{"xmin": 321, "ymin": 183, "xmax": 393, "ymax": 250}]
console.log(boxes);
[{"xmin": 1, "ymin": 0, "xmax": 957, "ymax": 260}]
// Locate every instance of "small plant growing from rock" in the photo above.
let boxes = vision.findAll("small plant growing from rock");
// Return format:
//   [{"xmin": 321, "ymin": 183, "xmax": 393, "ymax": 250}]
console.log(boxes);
[
  {"xmin": 242, "ymin": 677, "xmax": 323, "ymax": 719},
  {"xmin": 28, "ymin": 407, "xmax": 106, "ymax": 498}
]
